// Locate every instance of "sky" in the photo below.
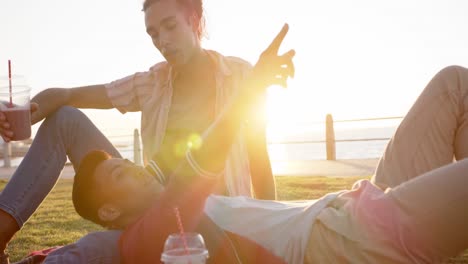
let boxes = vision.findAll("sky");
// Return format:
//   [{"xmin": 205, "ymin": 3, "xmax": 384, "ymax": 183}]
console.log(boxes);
[{"xmin": 1, "ymin": 0, "xmax": 468, "ymax": 139}]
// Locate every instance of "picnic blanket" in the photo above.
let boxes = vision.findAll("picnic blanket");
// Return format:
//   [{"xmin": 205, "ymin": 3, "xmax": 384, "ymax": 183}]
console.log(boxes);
[{"xmin": 12, "ymin": 246, "xmax": 62, "ymax": 264}]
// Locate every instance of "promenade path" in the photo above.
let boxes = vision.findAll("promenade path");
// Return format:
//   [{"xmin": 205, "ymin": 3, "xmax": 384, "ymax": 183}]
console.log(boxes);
[
  {"xmin": 272, "ymin": 158, "xmax": 379, "ymax": 177},
  {"xmin": 0, "ymin": 158, "xmax": 380, "ymax": 180}
]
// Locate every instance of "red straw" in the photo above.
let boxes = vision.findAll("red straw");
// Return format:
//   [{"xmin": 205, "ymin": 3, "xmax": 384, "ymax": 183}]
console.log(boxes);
[
  {"xmin": 173, "ymin": 207, "xmax": 191, "ymax": 258},
  {"xmin": 8, "ymin": 60, "xmax": 12, "ymax": 107}
]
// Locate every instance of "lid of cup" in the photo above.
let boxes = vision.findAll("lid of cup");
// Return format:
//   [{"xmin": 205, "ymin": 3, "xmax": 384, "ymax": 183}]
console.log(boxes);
[
  {"xmin": 161, "ymin": 248, "xmax": 209, "ymax": 262},
  {"xmin": 0, "ymin": 86, "xmax": 31, "ymax": 96}
]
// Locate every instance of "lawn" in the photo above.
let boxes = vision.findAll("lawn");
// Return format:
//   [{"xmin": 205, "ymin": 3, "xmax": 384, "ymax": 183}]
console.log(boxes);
[{"xmin": 1, "ymin": 176, "xmax": 467, "ymax": 263}]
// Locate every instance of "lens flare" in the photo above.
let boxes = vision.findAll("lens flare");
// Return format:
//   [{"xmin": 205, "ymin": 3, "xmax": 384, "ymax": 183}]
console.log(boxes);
[{"xmin": 173, "ymin": 133, "xmax": 203, "ymax": 157}]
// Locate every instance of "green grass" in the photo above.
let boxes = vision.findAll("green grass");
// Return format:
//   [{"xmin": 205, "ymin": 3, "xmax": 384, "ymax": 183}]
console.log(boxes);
[
  {"xmin": 0, "ymin": 179, "xmax": 104, "ymax": 261},
  {"xmin": 1, "ymin": 177, "xmax": 467, "ymax": 263}
]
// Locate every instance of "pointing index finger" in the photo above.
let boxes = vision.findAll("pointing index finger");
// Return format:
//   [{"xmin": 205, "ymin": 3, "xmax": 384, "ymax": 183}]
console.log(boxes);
[{"xmin": 266, "ymin": 23, "xmax": 289, "ymax": 54}]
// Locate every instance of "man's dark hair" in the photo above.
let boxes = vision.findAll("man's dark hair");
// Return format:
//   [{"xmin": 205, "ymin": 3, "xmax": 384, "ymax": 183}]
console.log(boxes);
[
  {"xmin": 142, "ymin": 0, "xmax": 206, "ymax": 39},
  {"xmin": 72, "ymin": 150, "xmax": 112, "ymax": 227}
]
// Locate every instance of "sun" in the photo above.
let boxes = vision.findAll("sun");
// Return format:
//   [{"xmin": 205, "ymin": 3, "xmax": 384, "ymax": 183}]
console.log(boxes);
[
  {"xmin": 263, "ymin": 86, "xmax": 306, "ymax": 142},
  {"xmin": 263, "ymin": 81, "xmax": 355, "ymax": 142},
  {"xmin": 264, "ymin": 84, "xmax": 321, "ymax": 131}
]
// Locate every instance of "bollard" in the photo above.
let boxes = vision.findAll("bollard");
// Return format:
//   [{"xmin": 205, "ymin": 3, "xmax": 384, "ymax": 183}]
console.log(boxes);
[
  {"xmin": 325, "ymin": 114, "xmax": 336, "ymax": 161},
  {"xmin": 3, "ymin": 142, "xmax": 11, "ymax": 168},
  {"xmin": 133, "ymin": 129, "xmax": 143, "ymax": 166}
]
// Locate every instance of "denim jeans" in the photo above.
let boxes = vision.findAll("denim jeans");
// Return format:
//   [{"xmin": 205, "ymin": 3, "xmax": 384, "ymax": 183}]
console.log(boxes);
[
  {"xmin": 41, "ymin": 230, "xmax": 121, "ymax": 264},
  {"xmin": 0, "ymin": 106, "xmax": 122, "ymax": 263}
]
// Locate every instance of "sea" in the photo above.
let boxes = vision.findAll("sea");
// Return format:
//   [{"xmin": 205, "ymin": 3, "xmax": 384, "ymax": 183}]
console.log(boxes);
[
  {"xmin": 0, "ymin": 117, "xmax": 401, "ymax": 172},
  {"xmin": 266, "ymin": 119, "xmax": 399, "ymax": 161}
]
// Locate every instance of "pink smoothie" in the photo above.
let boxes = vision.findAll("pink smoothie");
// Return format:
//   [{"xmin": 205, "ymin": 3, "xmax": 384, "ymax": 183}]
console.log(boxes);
[{"xmin": 4, "ymin": 108, "xmax": 31, "ymax": 141}]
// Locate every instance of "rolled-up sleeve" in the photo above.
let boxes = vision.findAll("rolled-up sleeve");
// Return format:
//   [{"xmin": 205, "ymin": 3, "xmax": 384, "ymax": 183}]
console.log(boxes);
[{"xmin": 105, "ymin": 71, "xmax": 155, "ymax": 113}]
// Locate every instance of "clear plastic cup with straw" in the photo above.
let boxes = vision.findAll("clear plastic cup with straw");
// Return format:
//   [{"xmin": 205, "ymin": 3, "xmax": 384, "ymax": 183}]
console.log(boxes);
[
  {"xmin": 162, "ymin": 207, "xmax": 209, "ymax": 264},
  {"xmin": 0, "ymin": 61, "xmax": 31, "ymax": 141},
  {"xmin": 161, "ymin": 232, "xmax": 209, "ymax": 264}
]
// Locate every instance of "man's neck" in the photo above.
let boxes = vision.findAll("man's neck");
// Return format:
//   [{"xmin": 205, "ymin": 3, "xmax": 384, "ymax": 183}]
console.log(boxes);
[
  {"xmin": 114, "ymin": 201, "xmax": 156, "ymax": 229},
  {"xmin": 174, "ymin": 48, "xmax": 212, "ymax": 82}
]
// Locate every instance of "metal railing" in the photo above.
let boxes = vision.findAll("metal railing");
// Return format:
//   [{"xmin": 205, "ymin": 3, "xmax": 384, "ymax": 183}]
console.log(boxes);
[
  {"xmin": 325, "ymin": 114, "xmax": 403, "ymax": 160},
  {"xmin": 1, "ymin": 115, "xmax": 404, "ymax": 167},
  {"xmin": 265, "ymin": 114, "xmax": 404, "ymax": 160}
]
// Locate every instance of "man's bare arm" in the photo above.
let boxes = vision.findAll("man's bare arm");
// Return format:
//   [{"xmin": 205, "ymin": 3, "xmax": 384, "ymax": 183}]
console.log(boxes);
[
  {"xmin": 31, "ymin": 84, "xmax": 113, "ymax": 124},
  {"xmin": 0, "ymin": 84, "xmax": 113, "ymax": 142},
  {"xmin": 192, "ymin": 24, "xmax": 295, "ymax": 175},
  {"xmin": 246, "ymin": 118, "xmax": 277, "ymax": 200}
]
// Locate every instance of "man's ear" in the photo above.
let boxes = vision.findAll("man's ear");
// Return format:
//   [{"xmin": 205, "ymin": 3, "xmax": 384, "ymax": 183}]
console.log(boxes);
[
  {"xmin": 185, "ymin": 11, "xmax": 198, "ymax": 33},
  {"xmin": 98, "ymin": 203, "xmax": 122, "ymax": 222}
]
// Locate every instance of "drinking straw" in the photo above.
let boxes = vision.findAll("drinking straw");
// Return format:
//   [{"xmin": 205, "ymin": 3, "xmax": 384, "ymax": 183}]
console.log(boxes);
[
  {"xmin": 173, "ymin": 207, "xmax": 191, "ymax": 258},
  {"xmin": 8, "ymin": 60, "xmax": 12, "ymax": 107}
]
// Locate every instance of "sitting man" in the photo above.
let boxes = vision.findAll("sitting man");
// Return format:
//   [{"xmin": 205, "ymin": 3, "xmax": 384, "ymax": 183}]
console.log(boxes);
[
  {"xmin": 13, "ymin": 23, "xmax": 295, "ymax": 264},
  {"xmin": 42, "ymin": 64, "xmax": 468, "ymax": 263}
]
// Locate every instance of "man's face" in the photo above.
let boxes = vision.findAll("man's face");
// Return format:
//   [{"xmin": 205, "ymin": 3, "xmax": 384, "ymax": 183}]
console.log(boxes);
[
  {"xmin": 94, "ymin": 158, "xmax": 163, "ymax": 216},
  {"xmin": 144, "ymin": 0, "xmax": 199, "ymax": 66}
]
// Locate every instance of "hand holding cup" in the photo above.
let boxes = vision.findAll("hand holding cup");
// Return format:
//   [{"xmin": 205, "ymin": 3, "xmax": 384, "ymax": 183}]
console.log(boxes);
[{"xmin": 0, "ymin": 76, "xmax": 35, "ymax": 142}]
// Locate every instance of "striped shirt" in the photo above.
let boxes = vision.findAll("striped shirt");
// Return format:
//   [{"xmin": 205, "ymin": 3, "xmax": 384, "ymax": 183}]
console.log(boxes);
[{"xmin": 105, "ymin": 50, "xmax": 254, "ymax": 197}]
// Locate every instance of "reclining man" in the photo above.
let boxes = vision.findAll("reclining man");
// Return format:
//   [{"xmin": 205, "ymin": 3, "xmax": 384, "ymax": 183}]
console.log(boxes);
[{"xmin": 38, "ymin": 28, "xmax": 468, "ymax": 263}]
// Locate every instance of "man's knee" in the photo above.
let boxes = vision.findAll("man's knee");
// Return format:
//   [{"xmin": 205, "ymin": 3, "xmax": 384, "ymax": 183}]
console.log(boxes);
[
  {"xmin": 436, "ymin": 65, "xmax": 468, "ymax": 86},
  {"xmin": 40, "ymin": 106, "xmax": 90, "ymax": 133},
  {"xmin": 46, "ymin": 106, "xmax": 85, "ymax": 123},
  {"xmin": 427, "ymin": 65, "xmax": 468, "ymax": 99}
]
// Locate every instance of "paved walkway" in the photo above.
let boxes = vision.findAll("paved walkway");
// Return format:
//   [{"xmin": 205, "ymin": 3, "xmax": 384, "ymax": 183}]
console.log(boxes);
[
  {"xmin": 0, "ymin": 165, "xmax": 74, "ymax": 180},
  {"xmin": 0, "ymin": 158, "xmax": 380, "ymax": 180},
  {"xmin": 272, "ymin": 158, "xmax": 379, "ymax": 177}
]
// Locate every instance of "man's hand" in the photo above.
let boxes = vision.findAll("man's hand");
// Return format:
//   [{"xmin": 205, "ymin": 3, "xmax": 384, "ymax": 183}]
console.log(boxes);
[
  {"xmin": 0, "ymin": 102, "xmax": 38, "ymax": 142},
  {"xmin": 242, "ymin": 23, "xmax": 295, "ymax": 200},
  {"xmin": 190, "ymin": 24, "xmax": 296, "ymax": 176},
  {"xmin": 252, "ymin": 23, "xmax": 296, "ymax": 90}
]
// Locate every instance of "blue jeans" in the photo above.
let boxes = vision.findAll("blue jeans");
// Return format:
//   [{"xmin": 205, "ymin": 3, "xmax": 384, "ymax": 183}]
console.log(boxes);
[
  {"xmin": 0, "ymin": 106, "xmax": 121, "ymax": 263},
  {"xmin": 42, "ymin": 230, "xmax": 121, "ymax": 264}
]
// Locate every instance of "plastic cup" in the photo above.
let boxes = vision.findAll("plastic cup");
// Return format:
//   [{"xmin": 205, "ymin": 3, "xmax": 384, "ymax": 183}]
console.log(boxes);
[
  {"xmin": 161, "ymin": 233, "xmax": 209, "ymax": 264},
  {"xmin": 0, "ymin": 75, "xmax": 31, "ymax": 141}
]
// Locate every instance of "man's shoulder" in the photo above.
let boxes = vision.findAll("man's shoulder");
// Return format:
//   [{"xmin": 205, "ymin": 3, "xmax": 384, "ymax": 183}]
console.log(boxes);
[
  {"xmin": 224, "ymin": 56, "xmax": 253, "ymax": 68},
  {"xmin": 148, "ymin": 61, "xmax": 169, "ymax": 72},
  {"xmin": 207, "ymin": 50, "xmax": 253, "ymax": 71}
]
